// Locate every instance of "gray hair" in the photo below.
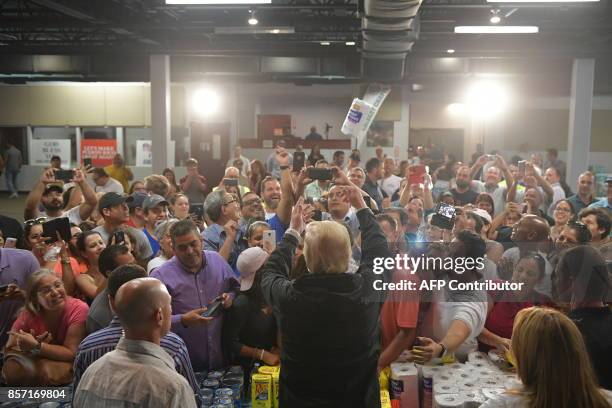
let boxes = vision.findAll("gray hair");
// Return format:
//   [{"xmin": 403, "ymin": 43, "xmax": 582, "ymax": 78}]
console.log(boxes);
[
  {"xmin": 204, "ymin": 190, "xmax": 226, "ymax": 222},
  {"xmin": 154, "ymin": 219, "xmax": 178, "ymax": 242}
]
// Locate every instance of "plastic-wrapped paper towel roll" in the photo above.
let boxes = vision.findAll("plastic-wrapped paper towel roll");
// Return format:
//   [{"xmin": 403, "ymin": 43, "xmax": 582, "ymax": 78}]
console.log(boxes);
[
  {"xmin": 446, "ymin": 363, "xmax": 465, "ymax": 371},
  {"xmin": 341, "ymin": 98, "xmax": 374, "ymax": 138},
  {"xmin": 459, "ymin": 390, "xmax": 486, "ymax": 408},
  {"xmin": 433, "ymin": 373, "xmax": 457, "ymax": 385},
  {"xmin": 465, "ymin": 361, "xmax": 491, "ymax": 371},
  {"xmin": 420, "ymin": 366, "xmax": 443, "ymax": 408},
  {"xmin": 480, "ymin": 378, "xmax": 502, "ymax": 388},
  {"xmin": 433, "ymin": 382, "xmax": 459, "ymax": 396},
  {"xmin": 390, "ymin": 362, "xmax": 419, "ymax": 408},
  {"xmin": 482, "ymin": 388, "xmax": 506, "ymax": 400},
  {"xmin": 433, "ymin": 394, "xmax": 464, "ymax": 408},
  {"xmin": 457, "ymin": 379, "xmax": 479, "ymax": 392},
  {"xmin": 467, "ymin": 351, "xmax": 488, "ymax": 363},
  {"xmin": 498, "ymin": 374, "xmax": 522, "ymax": 390},
  {"xmin": 453, "ymin": 371, "xmax": 472, "ymax": 382}
]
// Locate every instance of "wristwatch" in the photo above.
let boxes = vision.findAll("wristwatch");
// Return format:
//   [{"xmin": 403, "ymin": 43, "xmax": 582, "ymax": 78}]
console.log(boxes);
[
  {"xmin": 437, "ymin": 342, "xmax": 447, "ymax": 358},
  {"xmin": 31, "ymin": 340, "xmax": 42, "ymax": 356}
]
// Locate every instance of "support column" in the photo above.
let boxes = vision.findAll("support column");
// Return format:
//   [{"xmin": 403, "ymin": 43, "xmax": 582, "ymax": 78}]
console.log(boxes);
[
  {"xmin": 567, "ymin": 58, "xmax": 594, "ymax": 185},
  {"xmin": 150, "ymin": 55, "xmax": 172, "ymax": 174},
  {"xmin": 394, "ymin": 85, "xmax": 410, "ymax": 161}
]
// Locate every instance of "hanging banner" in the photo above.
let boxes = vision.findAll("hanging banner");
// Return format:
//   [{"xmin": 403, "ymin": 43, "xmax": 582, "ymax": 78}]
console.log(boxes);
[
  {"xmin": 135, "ymin": 140, "xmax": 175, "ymax": 167},
  {"xmin": 81, "ymin": 139, "xmax": 117, "ymax": 167},
  {"xmin": 30, "ymin": 139, "xmax": 71, "ymax": 167}
]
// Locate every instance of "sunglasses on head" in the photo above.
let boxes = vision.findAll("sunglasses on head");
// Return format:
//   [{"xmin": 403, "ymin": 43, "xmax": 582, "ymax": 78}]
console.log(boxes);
[
  {"xmin": 24, "ymin": 217, "xmax": 47, "ymax": 227},
  {"xmin": 568, "ymin": 221, "xmax": 589, "ymax": 231}
]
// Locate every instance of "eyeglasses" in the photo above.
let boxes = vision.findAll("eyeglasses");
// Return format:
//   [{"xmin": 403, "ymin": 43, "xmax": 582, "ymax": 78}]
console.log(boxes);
[
  {"xmin": 223, "ymin": 199, "xmax": 237, "ymax": 206},
  {"xmin": 24, "ymin": 217, "xmax": 47, "ymax": 227},
  {"xmin": 38, "ymin": 281, "xmax": 64, "ymax": 296},
  {"xmin": 243, "ymin": 198, "xmax": 263, "ymax": 207}
]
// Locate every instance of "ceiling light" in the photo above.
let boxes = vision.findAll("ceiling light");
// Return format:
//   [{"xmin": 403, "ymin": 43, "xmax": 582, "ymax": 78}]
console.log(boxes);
[
  {"xmin": 490, "ymin": 15, "xmax": 501, "ymax": 24},
  {"xmin": 271, "ymin": 29, "xmax": 280, "ymax": 34},
  {"xmin": 248, "ymin": 17, "xmax": 258, "ymax": 25},
  {"xmin": 447, "ymin": 49, "xmax": 455, "ymax": 54},
  {"xmin": 487, "ymin": 0, "xmax": 597, "ymax": 2},
  {"xmin": 320, "ymin": 41, "xmax": 331, "ymax": 46},
  {"xmin": 466, "ymin": 81, "xmax": 509, "ymax": 117},
  {"xmin": 192, "ymin": 88, "xmax": 221, "ymax": 116},
  {"xmin": 455, "ymin": 25, "xmax": 538, "ymax": 34},
  {"xmin": 345, "ymin": 41, "xmax": 356, "ymax": 46},
  {"xmin": 166, "ymin": 0, "xmax": 271, "ymax": 4}
]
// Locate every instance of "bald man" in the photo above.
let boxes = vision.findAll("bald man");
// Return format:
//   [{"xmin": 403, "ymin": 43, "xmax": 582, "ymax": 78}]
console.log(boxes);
[
  {"xmin": 74, "ymin": 278, "xmax": 197, "ymax": 408},
  {"xmin": 501, "ymin": 214, "xmax": 553, "ymax": 297},
  {"xmin": 213, "ymin": 166, "xmax": 251, "ymax": 195}
]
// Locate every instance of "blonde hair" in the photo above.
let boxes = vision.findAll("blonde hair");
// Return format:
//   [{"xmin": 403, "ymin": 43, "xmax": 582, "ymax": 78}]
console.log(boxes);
[
  {"xmin": 24, "ymin": 269, "xmax": 60, "ymax": 315},
  {"xmin": 144, "ymin": 174, "xmax": 171, "ymax": 198},
  {"xmin": 303, "ymin": 221, "xmax": 351, "ymax": 274},
  {"xmin": 511, "ymin": 307, "xmax": 611, "ymax": 408}
]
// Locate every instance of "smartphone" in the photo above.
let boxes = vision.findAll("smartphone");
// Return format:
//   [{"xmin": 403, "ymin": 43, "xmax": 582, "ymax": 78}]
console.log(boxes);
[
  {"xmin": 518, "ymin": 160, "xmax": 526, "ymax": 174},
  {"xmin": 312, "ymin": 209, "xmax": 323, "ymax": 222},
  {"xmin": 363, "ymin": 196, "xmax": 372, "ymax": 209},
  {"xmin": 4, "ymin": 237, "xmax": 17, "ymax": 248},
  {"xmin": 263, "ymin": 230, "xmax": 277, "ymax": 250},
  {"xmin": 293, "ymin": 152, "xmax": 306, "ymax": 172},
  {"xmin": 486, "ymin": 154, "xmax": 497, "ymax": 161},
  {"xmin": 408, "ymin": 165, "xmax": 426, "ymax": 185},
  {"xmin": 113, "ymin": 230, "xmax": 125, "ymax": 245},
  {"xmin": 431, "ymin": 202, "xmax": 457, "ymax": 230},
  {"xmin": 83, "ymin": 158, "xmax": 92, "ymax": 167},
  {"xmin": 307, "ymin": 168, "xmax": 333, "ymax": 181},
  {"xmin": 189, "ymin": 204, "xmax": 204, "ymax": 219},
  {"xmin": 42, "ymin": 217, "xmax": 72, "ymax": 243},
  {"xmin": 201, "ymin": 296, "xmax": 223, "ymax": 318},
  {"xmin": 223, "ymin": 178, "xmax": 238, "ymax": 187},
  {"xmin": 55, "ymin": 169, "xmax": 74, "ymax": 183}
]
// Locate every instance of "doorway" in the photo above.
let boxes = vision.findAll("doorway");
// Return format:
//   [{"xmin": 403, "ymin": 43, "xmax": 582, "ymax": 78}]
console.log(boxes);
[{"xmin": 190, "ymin": 121, "xmax": 231, "ymax": 190}]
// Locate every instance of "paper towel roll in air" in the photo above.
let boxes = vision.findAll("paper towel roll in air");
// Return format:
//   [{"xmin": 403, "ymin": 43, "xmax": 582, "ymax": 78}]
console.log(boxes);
[
  {"xmin": 341, "ymin": 98, "xmax": 374, "ymax": 138},
  {"xmin": 482, "ymin": 388, "xmax": 506, "ymax": 400},
  {"xmin": 459, "ymin": 390, "xmax": 485, "ymax": 408},
  {"xmin": 467, "ymin": 351, "xmax": 488, "ymax": 363},
  {"xmin": 390, "ymin": 362, "xmax": 419, "ymax": 408},
  {"xmin": 433, "ymin": 393, "xmax": 464, "ymax": 408},
  {"xmin": 433, "ymin": 382, "xmax": 459, "ymax": 396}
]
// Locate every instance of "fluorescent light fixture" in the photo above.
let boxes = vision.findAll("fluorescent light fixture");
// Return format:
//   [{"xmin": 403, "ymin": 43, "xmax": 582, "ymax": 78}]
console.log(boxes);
[
  {"xmin": 455, "ymin": 25, "xmax": 538, "ymax": 33},
  {"xmin": 214, "ymin": 26, "xmax": 294, "ymax": 34},
  {"xmin": 490, "ymin": 15, "xmax": 501, "ymax": 23},
  {"xmin": 447, "ymin": 49, "xmax": 455, "ymax": 54},
  {"xmin": 166, "ymin": 0, "xmax": 271, "ymax": 4},
  {"xmin": 466, "ymin": 81, "xmax": 509, "ymax": 117},
  {"xmin": 320, "ymin": 41, "xmax": 331, "ymax": 46},
  {"xmin": 272, "ymin": 29, "xmax": 280, "ymax": 34},
  {"xmin": 345, "ymin": 41, "xmax": 356, "ymax": 46},
  {"xmin": 487, "ymin": 0, "xmax": 597, "ymax": 2},
  {"xmin": 192, "ymin": 89, "xmax": 221, "ymax": 116}
]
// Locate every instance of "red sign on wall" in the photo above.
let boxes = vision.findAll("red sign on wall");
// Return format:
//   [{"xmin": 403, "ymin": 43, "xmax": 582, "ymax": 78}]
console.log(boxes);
[{"xmin": 81, "ymin": 139, "xmax": 117, "ymax": 167}]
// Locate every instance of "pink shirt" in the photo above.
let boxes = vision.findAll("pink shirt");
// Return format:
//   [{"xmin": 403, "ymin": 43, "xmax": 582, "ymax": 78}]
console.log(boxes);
[{"xmin": 11, "ymin": 297, "xmax": 88, "ymax": 345}]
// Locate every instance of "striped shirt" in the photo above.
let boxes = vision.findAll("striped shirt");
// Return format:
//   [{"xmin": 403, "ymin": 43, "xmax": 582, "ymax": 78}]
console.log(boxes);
[{"xmin": 73, "ymin": 316, "xmax": 199, "ymax": 395}]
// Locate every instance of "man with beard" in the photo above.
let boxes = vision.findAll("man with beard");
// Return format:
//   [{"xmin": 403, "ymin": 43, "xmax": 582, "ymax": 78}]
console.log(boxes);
[
  {"xmin": 450, "ymin": 165, "xmax": 478, "ymax": 206},
  {"xmin": 24, "ymin": 167, "xmax": 98, "ymax": 225},
  {"xmin": 258, "ymin": 148, "xmax": 294, "ymax": 242},
  {"xmin": 469, "ymin": 154, "xmax": 513, "ymax": 216}
]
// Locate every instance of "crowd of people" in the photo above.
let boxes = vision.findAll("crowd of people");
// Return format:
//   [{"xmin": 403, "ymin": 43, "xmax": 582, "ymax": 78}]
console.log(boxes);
[{"xmin": 0, "ymin": 143, "xmax": 610, "ymax": 407}]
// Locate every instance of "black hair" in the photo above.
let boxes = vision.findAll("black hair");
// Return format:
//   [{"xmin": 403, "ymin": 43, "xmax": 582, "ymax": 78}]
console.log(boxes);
[
  {"xmin": 365, "ymin": 157, "xmax": 381, "ymax": 173},
  {"xmin": 518, "ymin": 252, "xmax": 546, "ymax": 280},
  {"xmin": 578, "ymin": 207, "xmax": 611, "ymax": 238},
  {"xmin": 107, "ymin": 264, "xmax": 147, "ymax": 298},
  {"xmin": 383, "ymin": 208, "xmax": 409, "ymax": 227},
  {"xmin": 98, "ymin": 245, "xmax": 131, "ymax": 278},
  {"xmin": 553, "ymin": 245, "xmax": 609, "ymax": 303},
  {"xmin": 566, "ymin": 221, "xmax": 593, "ymax": 244},
  {"xmin": 454, "ymin": 230, "xmax": 487, "ymax": 261},
  {"xmin": 376, "ymin": 213, "xmax": 398, "ymax": 231},
  {"xmin": 76, "ymin": 230, "xmax": 103, "ymax": 255}
]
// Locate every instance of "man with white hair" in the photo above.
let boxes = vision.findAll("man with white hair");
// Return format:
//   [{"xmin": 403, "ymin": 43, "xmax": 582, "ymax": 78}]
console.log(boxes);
[
  {"xmin": 260, "ymin": 168, "xmax": 392, "ymax": 407},
  {"xmin": 470, "ymin": 154, "xmax": 513, "ymax": 216},
  {"xmin": 213, "ymin": 166, "xmax": 251, "ymax": 196}
]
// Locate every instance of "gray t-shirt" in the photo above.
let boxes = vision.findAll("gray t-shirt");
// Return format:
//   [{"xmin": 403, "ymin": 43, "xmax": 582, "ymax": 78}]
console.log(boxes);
[
  {"xmin": 86, "ymin": 288, "xmax": 113, "ymax": 334},
  {"xmin": 93, "ymin": 225, "xmax": 153, "ymax": 260},
  {"xmin": 4, "ymin": 146, "xmax": 22, "ymax": 171}
]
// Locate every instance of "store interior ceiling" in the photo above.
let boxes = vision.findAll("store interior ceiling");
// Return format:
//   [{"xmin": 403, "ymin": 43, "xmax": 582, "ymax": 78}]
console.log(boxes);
[{"xmin": 0, "ymin": 0, "xmax": 611, "ymax": 94}]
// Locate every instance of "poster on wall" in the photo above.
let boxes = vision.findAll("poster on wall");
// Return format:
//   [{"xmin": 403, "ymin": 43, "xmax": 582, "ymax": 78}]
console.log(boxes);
[
  {"xmin": 135, "ymin": 140, "xmax": 176, "ymax": 167},
  {"xmin": 81, "ymin": 139, "xmax": 117, "ymax": 167},
  {"xmin": 30, "ymin": 139, "xmax": 71, "ymax": 167},
  {"xmin": 366, "ymin": 121, "xmax": 394, "ymax": 147}
]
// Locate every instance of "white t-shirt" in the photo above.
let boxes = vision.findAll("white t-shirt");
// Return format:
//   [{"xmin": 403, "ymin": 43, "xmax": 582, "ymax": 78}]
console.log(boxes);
[
  {"xmin": 40, "ymin": 205, "xmax": 84, "ymax": 226},
  {"xmin": 380, "ymin": 174, "xmax": 402, "ymax": 198},
  {"xmin": 147, "ymin": 254, "xmax": 169, "ymax": 274},
  {"xmin": 94, "ymin": 177, "xmax": 124, "ymax": 194},
  {"xmin": 481, "ymin": 389, "xmax": 612, "ymax": 408}
]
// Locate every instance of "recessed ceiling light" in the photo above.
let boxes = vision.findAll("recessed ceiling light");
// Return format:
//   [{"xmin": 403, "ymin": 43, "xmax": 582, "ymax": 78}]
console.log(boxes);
[
  {"xmin": 248, "ymin": 17, "xmax": 258, "ymax": 25},
  {"xmin": 166, "ymin": 0, "xmax": 271, "ymax": 4},
  {"xmin": 447, "ymin": 49, "xmax": 455, "ymax": 54},
  {"xmin": 320, "ymin": 41, "xmax": 331, "ymax": 46},
  {"xmin": 455, "ymin": 25, "xmax": 539, "ymax": 34},
  {"xmin": 345, "ymin": 41, "xmax": 356, "ymax": 46},
  {"xmin": 490, "ymin": 15, "xmax": 501, "ymax": 24}
]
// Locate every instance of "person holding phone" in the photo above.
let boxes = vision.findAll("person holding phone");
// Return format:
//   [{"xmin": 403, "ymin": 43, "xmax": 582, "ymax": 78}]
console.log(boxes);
[
  {"xmin": 304, "ymin": 160, "xmax": 332, "ymax": 200},
  {"xmin": 103, "ymin": 154, "xmax": 133, "ymax": 193},
  {"xmin": 24, "ymin": 167, "xmax": 98, "ymax": 227}
]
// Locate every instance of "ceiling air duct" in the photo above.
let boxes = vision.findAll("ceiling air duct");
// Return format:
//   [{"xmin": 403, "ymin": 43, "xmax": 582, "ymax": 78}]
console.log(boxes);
[{"xmin": 361, "ymin": 0, "xmax": 421, "ymax": 81}]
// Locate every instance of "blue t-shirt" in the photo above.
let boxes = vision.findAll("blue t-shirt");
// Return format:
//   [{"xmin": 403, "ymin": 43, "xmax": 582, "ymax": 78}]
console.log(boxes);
[
  {"xmin": 143, "ymin": 228, "xmax": 160, "ymax": 258},
  {"xmin": 268, "ymin": 214, "xmax": 288, "ymax": 243}
]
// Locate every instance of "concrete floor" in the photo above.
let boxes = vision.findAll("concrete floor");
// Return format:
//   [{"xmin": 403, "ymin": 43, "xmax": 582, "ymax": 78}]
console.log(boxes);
[{"xmin": 0, "ymin": 192, "xmax": 28, "ymax": 223}]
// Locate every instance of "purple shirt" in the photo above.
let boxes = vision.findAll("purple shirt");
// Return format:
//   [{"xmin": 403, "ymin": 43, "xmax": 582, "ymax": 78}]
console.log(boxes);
[
  {"xmin": 150, "ymin": 251, "xmax": 239, "ymax": 371},
  {"xmin": 0, "ymin": 248, "xmax": 40, "ymax": 348}
]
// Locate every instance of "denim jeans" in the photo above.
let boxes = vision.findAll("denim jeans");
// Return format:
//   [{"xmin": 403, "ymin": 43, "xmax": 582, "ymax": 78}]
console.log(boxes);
[{"xmin": 5, "ymin": 170, "xmax": 19, "ymax": 194}]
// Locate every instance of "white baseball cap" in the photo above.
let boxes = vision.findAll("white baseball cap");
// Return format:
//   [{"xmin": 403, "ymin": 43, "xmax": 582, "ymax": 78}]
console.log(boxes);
[{"xmin": 236, "ymin": 246, "xmax": 270, "ymax": 291}]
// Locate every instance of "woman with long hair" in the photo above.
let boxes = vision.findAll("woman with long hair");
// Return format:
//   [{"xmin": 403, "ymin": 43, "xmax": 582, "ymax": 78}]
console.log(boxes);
[
  {"xmin": 74, "ymin": 231, "xmax": 106, "ymax": 301},
  {"xmin": 163, "ymin": 168, "xmax": 180, "ymax": 196},
  {"xmin": 128, "ymin": 180, "xmax": 146, "ymax": 195},
  {"xmin": 482, "ymin": 307, "xmax": 611, "ymax": 408},
  {"xmin": 224, "ymin": 247, "xmax": 279, "ymax": 372},
  {"xmin": 169, "ymin": 193, "xmax": 190, "ymax": 221},
  {"xmin": 249, "ymin": 160, "xmax": 267, "ymax": 195},
  {"xmin": 475, "ymin": 192, "xmax": 495, "ymax": 217},
  {"xmin": 3, "ymin": 269, "xmax": 88, "ymax": 385},
  {"xmin": 550, "ymin": 199, "xmax": 576, "ymax": 241}
]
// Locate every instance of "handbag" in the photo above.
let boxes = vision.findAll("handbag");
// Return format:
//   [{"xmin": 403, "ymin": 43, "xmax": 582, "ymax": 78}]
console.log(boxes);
[{"xmin": 2, "ymin": 347, "xmax": 73, "ymax": 386}]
